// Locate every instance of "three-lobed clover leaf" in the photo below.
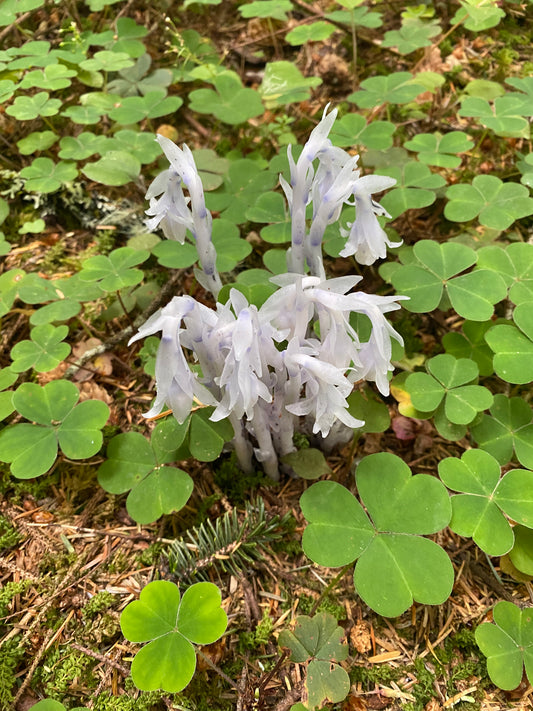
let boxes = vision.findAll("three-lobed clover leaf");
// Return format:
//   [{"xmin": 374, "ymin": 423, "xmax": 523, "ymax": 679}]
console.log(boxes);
[
  {"xmin": 381, "ymin": 16, "xmax": 441, "ymax": 55},
  {"xmin": 79, "ymin": 247, "xmax": 149, "ymax": 292},
  {"xmin": 0, "ymin": 381, "xmax": 109, "ymax": 478},
  {"xmin": 10, "ymin": 323, "xmax": 71, "ymax": 372},
  {"xmin": 458, "ymin": 95, "xmax": 530, "ymax": 138},
  {"xmin": 97, "ymin": 419, "xmax": 194, "ymax": 524},
  {"xmin": 189, "ymin": 71, "xmax": 264, "ymax": 124},
  {"xmin": 377, "ymin": 162, "xmax": 445, "ymax": 219},
  {"xmin": 207, "ymin": 159, "xmax": 277, "ymax": 223},
  {"xmin": 475, "ymin": 601, "xmax": 533, "ymax": 690},
  {"xmin": 329, "ymin": 114, "xmax": 395, "ymax": 151},
  {"xmin": 406, "ymin": 353, "xmax": 493, "ymax": 427},
  {"xmin": 17, "ymin": 130, "xmax": 58, "ymax": 155},
  {"xmin": 389, "ymin": 240, "xmax": 507, "ymax": 320},
  {"xmin": 301, "ymin": 453, "xmax": 453, "ymax": 616},
  {"xmin": 471, "ymin": 395, "xmax": 533, "ymax": 469},
  {"xmin": 20, "ymin": 158, "xmax": 78, "ymax": 193},
  {"xmin": 477, "ymin": 243, "xmax": 533, "ymax": 305},
  {"xmin": 285, "ymin": 21, "xmax": 336, "ymax": 46},
  {"xmin": 452, "ymin": 0, "xmax": 504, "ymax": 32},
  {"xmin": 347, "ymin": 71, "xmax": 426, "ymax": 108},
  {"xmin": 120, "ymin": 580, "xmax": 228, "ymax": 693},
  {"xmin": 278, "ymin": 612, "xmax": 350, "ymax": 709},
  {"xmin": 19, "ymin": 64, "xmax": 77, "ymax": 90},
  {"xmin": 6, "ymin": 91, "xmax": 62, "ymax": 120},
  {"xmin": 108, "ymin": 90, "xmax": 183, "ymax": 124},
  {"xmin": 439, "ymin": 449, "xmax": 533, "ymax": 556},
  {"xmin": 442, "ymin": 320, "xmax": 494, "ymax": 377},
  {"xmin": 445, "ymin": 175, "xmax": 533, "ymax": 230},
  {"xmin": 259, "ymin": 61, "xmax": 322, "ymax": 109},
  {"xmin": 404, "ymin": 131, "xmax": 473, "ymax": 168},
  {"xmin": 239, "ymin": 0, "xmax": 293, "ymax": 21}
]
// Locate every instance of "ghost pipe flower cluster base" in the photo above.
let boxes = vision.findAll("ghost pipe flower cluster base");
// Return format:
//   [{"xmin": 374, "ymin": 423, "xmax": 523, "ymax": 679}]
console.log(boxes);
[{"xmin": 130, "ymin": 107, "xmax": 406, "ymax": 479}]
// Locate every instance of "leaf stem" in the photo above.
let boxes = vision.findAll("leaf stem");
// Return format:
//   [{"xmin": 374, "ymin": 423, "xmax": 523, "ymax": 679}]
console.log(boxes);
[
  {"xmin": 196, "ymin": 648, "xmax": 239, "ymax": 689},
  {"xmin": 309, "ymin": 562, "xmax": 353, "ymax": 616}
]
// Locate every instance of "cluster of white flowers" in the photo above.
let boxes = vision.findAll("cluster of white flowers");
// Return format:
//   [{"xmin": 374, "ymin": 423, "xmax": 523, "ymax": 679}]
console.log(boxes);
[{"xmin": 131, "ymin": 107, "xmax": 406, "ymax": 479}]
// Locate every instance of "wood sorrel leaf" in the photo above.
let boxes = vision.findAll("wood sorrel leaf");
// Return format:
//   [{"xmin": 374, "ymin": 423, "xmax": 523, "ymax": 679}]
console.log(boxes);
[
  {"xmin": 121, "ymin": 580, "xmax": 228, "ymax": 693},
  {"xmin": 353, "ymin": 453, "xmax": 453, "ymax": 616},
  {"xmin": 476, "ymin": 601, "xmax": 533, "ymax": 690},
  {"xmin": 439, "ymin": 450, "xmax": 515, "ymax": 556},
  {"xmin": 278, "ymin": 613, "xmax": 350, "ymax": 709},
  {"xmin": 98, "ymin": 427, "xmax": 193, "ymax": 524}
]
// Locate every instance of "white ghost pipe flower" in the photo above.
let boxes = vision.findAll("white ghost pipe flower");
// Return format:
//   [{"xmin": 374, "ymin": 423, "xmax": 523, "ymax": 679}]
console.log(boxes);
[
  {"xmin": 282, "ymin": 105, "xmax": 339, "ymax": 275},
  {"xmin": 284, "ymin": 352, "xmax": 364, "ymax": 437},
  {"xmin": 340, "ymin": 174, "xmax": 402, "ymax": 265},
  {"xmin": 128, "ymin": 297, "xmax": 217, "ymax": 423},
  {"xmin": 145, "ymin": 135, "xmax": 222, "ymax": 298}
]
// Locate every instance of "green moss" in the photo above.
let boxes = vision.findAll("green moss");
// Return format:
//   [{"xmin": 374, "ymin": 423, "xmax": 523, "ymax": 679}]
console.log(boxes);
[
  {"xmin": 296, "ymin": 594, "xmax": 346, "ymax": 621},
  {"xmin": 81, "ymin": 591, "xmax": 117, "ymax": 619},
  {"xmin": 0, "ymin": 514, "xmax": 21, "ymax": 550},
  {"xmin": 0, "ymin": 635, "xmax": 24, "ymax": 711},
  {"xmin": 34, "ymin": 648, "xmax": 92, "ymax": 699},
  {"xmin": 0, "ymin": 579, "xmax": 32, "ymax": 617},
  {"xmin": 94, "ymin": 689, "xmax": 166, "ymax": 710},
  {"xmin": 350, "ymin": 662, "xmax": 401, "ymax": 687},
  {"xmin": 214, "ymin": 453, "xmax": 268, "ymax": 503}
]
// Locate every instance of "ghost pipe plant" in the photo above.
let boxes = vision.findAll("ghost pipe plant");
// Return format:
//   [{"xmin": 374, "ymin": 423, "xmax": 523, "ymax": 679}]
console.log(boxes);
[{"xmin": 130, "ymin": 107, "xmax": 406, "ymax": 479}]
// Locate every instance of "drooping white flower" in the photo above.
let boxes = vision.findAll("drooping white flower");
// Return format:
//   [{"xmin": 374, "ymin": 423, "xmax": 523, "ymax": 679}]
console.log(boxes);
[
  {"xmin": 128, "ymin": 297, "xmax": 217, "ymax": 422},
  {"xmin": 340, "ymin": 174, "xmax": 402, "ymax": 265},
  {"xmin": 144, "ymin": 135, "xmax": 222, "ymax": 297},
  {"xmin": 284, "ymin": 351, "xmax": 364, "ymax": 437}
]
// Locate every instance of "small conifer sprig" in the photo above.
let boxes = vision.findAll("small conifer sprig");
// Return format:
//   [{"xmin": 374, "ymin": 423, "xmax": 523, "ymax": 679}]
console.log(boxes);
[{"xmin": 166, "ymin": 498, "xmax": 290, "ymax": 583}]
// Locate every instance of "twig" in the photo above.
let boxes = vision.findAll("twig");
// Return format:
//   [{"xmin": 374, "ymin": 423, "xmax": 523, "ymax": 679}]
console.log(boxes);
[
  {"xmin": 272, "ymin": 680, "xmax": 303, "ymax": 711},
  {"xmin": 197, "ymin": 648, "xmax": 239, "ymax": 689},
  {"xmin": 70, "ymin": 642, "xmax": 130, "ymax": 676},
  {"xmin": 13, "ymin": 628, "xmax": 55, "ymax": 705},
  {"xmin": 0, "ymin": 11, "xmax": 31, "ymax": 41}
]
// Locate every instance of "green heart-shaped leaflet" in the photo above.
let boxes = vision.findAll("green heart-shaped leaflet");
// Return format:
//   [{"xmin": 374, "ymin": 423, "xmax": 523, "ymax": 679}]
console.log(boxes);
[
  {"xmin": 307, "ymin": 660, "xmax": 350, "ymax": 709},
  {"xmin": 475, "ymin": 601, "xmax": 533, "ymax": 690},
  {"xmin": 354, "ymin": 453, "xmax": 453, "ymax": 616},
  {"xmin": 300, "ymin": 481, "xmax": 374, "ymax": 568},
  {"xmin": 121, "ymin": 580, "xmax": 227, "ymax": 693},
  {"xmin": 509, "ymin": 525, "xmax": 533, "ymax": 575},
  {"xmin": 485, "ymin": 324, "xmax": 533, "ymax": 384}
]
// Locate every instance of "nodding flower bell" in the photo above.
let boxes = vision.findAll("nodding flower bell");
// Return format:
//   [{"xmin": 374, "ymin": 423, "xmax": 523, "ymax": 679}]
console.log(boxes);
[
  {"xmin": 340, "ymin": 175, "xmax": 402, "ymax": 265},
  {"xmin": 144, "ymin": 136, "xmax": 222, "ymax": 298},
  {"xmin": 134, "ymin": 108, "xmax": 406, "ymax": 479}
]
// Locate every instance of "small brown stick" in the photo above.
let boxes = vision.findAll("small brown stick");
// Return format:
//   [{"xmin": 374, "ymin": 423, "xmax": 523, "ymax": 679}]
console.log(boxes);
[
  {"xmin": 70, "ymin": 642, "xmax": 130, "ymax": 676},
  {"xmin": 272, "ymin": 680, "xmax": 303, "ymax": 711},
  {"xmin": 13, "ymin": 628, "xmax": 55, "ymax": 706}
]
